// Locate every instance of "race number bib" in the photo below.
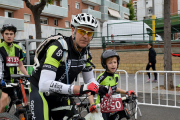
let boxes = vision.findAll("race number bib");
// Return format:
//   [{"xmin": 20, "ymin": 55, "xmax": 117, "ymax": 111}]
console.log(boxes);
[
  {"xmin": 101, "ymin": 94, "xmax": 124, "ymax": 113},
  {"xmin": 6, "ymin": 57, "xmax": 19, "ymax": 67}
]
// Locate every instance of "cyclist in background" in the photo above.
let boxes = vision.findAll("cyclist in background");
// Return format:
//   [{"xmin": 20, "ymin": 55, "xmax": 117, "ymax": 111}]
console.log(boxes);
[
  {"xmin": 95, "ymin": 50, "xmax": 135, "ymax": 120},
  {"xmin": 0, "ymin": 24, "xmax": 28, "ymax": 119},
  {"xmin": 29, "ymin": 13, "xmax": 108, "ymax": 120}
]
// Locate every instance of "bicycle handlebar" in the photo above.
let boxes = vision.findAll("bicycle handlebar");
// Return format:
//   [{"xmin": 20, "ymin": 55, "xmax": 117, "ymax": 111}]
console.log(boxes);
[
  {"xmin": 121, "ymin": 93, "xmax": 137, "ymax": 103},
  {"xmin": 4, "ymin": 80, "xmax": 30, "ymax": 88},
  {"xmin": 45, "ymin": 91, "xmax": 84, "ymax": 98}
]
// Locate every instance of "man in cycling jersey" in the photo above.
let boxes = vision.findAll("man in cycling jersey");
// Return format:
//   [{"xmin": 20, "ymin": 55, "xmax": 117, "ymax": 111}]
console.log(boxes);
[
  {"xmin": 0, "ymin": 23, "xmax": 28, "ymax": 119},
  {"xmin": 29, "ymin": 13, "xmax": 108, "ymax": 120}
]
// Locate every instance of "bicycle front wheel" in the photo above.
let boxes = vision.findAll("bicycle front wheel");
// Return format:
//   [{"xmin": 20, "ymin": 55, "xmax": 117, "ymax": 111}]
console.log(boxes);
[{"xmin": 0, "ymin": 112, "xmax": 19, "ymax": 120}]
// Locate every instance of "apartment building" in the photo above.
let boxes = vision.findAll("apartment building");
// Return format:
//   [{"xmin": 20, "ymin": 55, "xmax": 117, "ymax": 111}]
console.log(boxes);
[
  {"xmin": 0, "ymin": 0, "xmax": 130, "ymax": 41},
  {"xmin": 178, "ymin": 0, "xmax": 180, "ymax": 14},
  {"xmin": 135, "ymin": 0, "xmax": 178, "ymax": 20}
]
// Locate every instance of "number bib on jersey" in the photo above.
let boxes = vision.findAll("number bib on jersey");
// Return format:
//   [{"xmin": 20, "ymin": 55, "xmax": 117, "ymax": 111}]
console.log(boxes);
[
  {"xmin": 6, "ymin": 56, "xmax": 19, "ymax": 67},
  {"xmin": 100, "ymin": 94, "xmax": 124, "ymax": 113}
]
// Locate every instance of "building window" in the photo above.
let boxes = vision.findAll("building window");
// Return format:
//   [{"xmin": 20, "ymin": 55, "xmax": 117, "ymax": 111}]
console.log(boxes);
[
  {"xmin": 54, "ymin": 19, "xmax": 58, "ymax": 26},
  {"xmin": 54, "ymin": 0, "xmax": 57, "ymax": 5},
  {"xmin": 40, "ymin": 17, "xmax": 48, "ymax": 25},
  {"xmin": 88, "ymin": 5, "xmax": 93, "ymax": 10},
  {"xmin": 75, "ymin": 2, "xmax": 79, "ymax": 9},
  {"xmin": 60, "ymin": 0, "xmax": 62, "ymax": 7},
  {"xmin": 65, "ymin": 21, "xmax": 69, "ymax": 28},
  {"xmin": 5, "ymin": 11, "xmax": 13, "ymax": 18},
  {"xmin": 24, "ymin": 14, "xmax": 31, "ymax": 22},
  {"xmin": 72, "ymin": 15, "xmax": 76, "ymax": 19}
]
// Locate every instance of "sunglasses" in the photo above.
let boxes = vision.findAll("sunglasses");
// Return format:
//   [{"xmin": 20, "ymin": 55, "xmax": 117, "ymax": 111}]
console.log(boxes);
[{"xmin": 77, "ymin": 28, "xmax": 94, "ymax": 37}]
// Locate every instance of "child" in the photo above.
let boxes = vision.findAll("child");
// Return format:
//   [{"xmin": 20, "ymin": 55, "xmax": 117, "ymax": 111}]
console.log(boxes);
[{"xmin": 96, "ymin": 49, "xmax": 135, "ymax": 120}]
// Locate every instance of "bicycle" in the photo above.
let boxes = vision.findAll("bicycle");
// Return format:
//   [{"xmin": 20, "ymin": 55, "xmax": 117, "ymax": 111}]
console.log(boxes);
[
  {"xmin": 83, "ymin": 92, "xmax": 137, "ymax": 120},
  {"xmin": 0, "ymin": 74, "xmax": 32, "ymax": 120},
  {"xmin": 45, "ymin": 91, "xmax": 93, "ymax": 120},
  {"xmin": 108, "ymin": 93, "xmax": 138, "ymax": 120}
]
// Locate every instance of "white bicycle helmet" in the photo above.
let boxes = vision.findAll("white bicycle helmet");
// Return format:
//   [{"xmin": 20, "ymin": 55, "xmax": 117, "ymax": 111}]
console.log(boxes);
[{"xmin": 71, "ymin": 13, "xmax": 98, "ymax": 31}]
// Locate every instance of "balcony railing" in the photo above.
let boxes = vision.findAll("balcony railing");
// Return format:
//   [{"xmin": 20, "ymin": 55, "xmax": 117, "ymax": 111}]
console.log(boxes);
[
  {"xmin": 123, "ymin": 0, "xmax": 129, "ymax": 4},
  {"xmin": 106, "ymin": 1, "xmax": 119, "ymax": 11},
  {"xmin": 35, "ymin": 3, "xmax": 68, "ymax": 18},
  {"xmin": 82, "ymin": 0, "xmax": 101, "ymax": 6},
  {"xmin": 122, "ymin": 6, "xmax": 130, "ymax": 15},
  {"xmin": 82, "ymin": 9, "xmax": 101, "ymax": 19},
  {"xmin": 0, "ymin": 0, "xmax": 23, "ymax": 10},
  {"xmin": 0, "ymin": 16, "xmax": 24, "ymax": 30}
]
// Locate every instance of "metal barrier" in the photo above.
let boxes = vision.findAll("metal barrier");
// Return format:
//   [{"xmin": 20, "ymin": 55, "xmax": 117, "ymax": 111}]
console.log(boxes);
[
  {"xmin": 74, "ymin": 69, "xmax": 129, "ymax": 91},
  {"xmin": 135, "ymin": 70, "xmax": 180, "ymax": 119}
]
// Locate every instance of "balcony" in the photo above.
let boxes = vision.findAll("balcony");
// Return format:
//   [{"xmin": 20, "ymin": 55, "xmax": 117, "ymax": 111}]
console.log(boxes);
[
  {"xmin": 0, "ymin": 0, "xmax": 23, "ymax": 10},
  {"xmin": 122, "ymin": 6, "xmax": 130, "ymax": 15},
  {"xmin": 123, "ymin": 0, "xmax": 129, "ymax": 4},
  {"xmin": 82, "ymin": 0, "xmax": 101, "ymax": 6},
  {"xmin": 35, "ymin": 3, "xmax": 68, "ymax": 18},
  {"xmin": 82, "ymin": 9, "xmax": 101, "ymax": 19},
  {"xmin": 0, "ymin": 16, "xmax": 24, "ymax": 30},
  {"xmin": 106, "ymin": 1, "xmax": 119, "ymax": 11}
]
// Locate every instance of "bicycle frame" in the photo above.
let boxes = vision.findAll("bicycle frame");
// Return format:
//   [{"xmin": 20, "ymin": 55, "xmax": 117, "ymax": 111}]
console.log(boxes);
[
  {"xmin": 19, "ymin": 78, "xmax": 28, "ymax": 105},
  {"xmin": 45, "ymin": 92, "xmax": 89, "ymax": 120},
  {"xmin": 51, "ymin": 97, "xmax": 84, "ymax": 119},
  {"xmin": 3, "ymin": 75, "xmax": 32, "ymax": 120}
]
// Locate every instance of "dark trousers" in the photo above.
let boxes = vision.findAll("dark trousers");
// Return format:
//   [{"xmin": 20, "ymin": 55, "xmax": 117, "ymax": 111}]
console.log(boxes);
[
  {"xmin": 146, "ymin": 62, "xmax": 157, "ymax": 80},
  {"xmin": 30, "ymin": 83, "xmax": 68, "ymax": 120}
]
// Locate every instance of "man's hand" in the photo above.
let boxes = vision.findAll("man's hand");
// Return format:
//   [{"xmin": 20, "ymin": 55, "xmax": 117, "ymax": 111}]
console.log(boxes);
[
  {"xmin": 98, "ymin": 85, "xmax": 108, "ymax": 96},
  {"xmin": 80, "ymin": 82, "xmax": 99, "ymax": 95},
  {"xmin": 90, "ymin": 103, "xmax": 98, "ymax": 113},
  {"xmin": 126, "ymin": 90, "xmax": 136, "ymax": 96}
]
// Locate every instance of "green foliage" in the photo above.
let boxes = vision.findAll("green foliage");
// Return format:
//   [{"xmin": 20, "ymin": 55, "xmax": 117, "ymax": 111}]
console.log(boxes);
[
  {"xmin": 127, "ymin": 0, "xmax": 135, "ymax": 20},
  {"xmin": 47, "ymin": 0, "xmax": 53, "ymax": 4},
  {"xmin": 39, "ymin": 0, "xmax": 56, "ymax": 7}
]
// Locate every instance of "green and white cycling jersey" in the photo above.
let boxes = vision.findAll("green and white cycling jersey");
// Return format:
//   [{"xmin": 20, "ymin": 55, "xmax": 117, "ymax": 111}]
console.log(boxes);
[
  {"xmin": 96, "ymin": 71, "xmax": 119, "ymax": 104},
  {"xmin": 30, "ymin": 36, "xmax": 99, "ymax": 95},
  {"xmin": 0, "ymin": 41, "xmax": 23, "ymax": 82}
]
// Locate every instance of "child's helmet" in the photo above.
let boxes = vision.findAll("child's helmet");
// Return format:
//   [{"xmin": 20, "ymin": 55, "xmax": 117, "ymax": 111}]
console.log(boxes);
[{"xmin": 101, "ymin": 49, "xmax": 120, "ymax": 69}]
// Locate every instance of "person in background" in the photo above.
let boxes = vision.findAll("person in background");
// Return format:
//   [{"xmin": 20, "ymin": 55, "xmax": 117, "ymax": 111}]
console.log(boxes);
[
  {"xmin": 0, "ymin": 23, "xmax": 28, "ymax": 120},
  {"xmin": 146, "ymin": 43, "xmax": 157, "ymax": 83}
]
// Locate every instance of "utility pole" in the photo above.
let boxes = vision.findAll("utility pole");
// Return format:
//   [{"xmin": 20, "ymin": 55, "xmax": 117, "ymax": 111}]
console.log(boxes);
[
  {"xmin": 152, "ymin": 0, "xmax": 155, "ymax": 41},
  {"xmin": 164, "ymin": 0, "xmax": 173, "ymax": 89}
]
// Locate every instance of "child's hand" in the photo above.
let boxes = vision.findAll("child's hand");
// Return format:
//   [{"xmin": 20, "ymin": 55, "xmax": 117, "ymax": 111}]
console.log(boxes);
[{"xmin": 90, "ymin": 103, "xmax": 98, "ymax": 113}]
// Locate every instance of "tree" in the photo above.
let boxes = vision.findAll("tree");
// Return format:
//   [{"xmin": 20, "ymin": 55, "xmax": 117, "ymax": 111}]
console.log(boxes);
[
  {"xmin": 23, "ymin": 0, "xmax": 55, "ymax": 46},
  {"xmin": 164, "ymin": 0, "xmax": 173, "ymax": 89},
  {"xmin": 127, "ymin": 1, "xmax": 135, "ymax": 20}
]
